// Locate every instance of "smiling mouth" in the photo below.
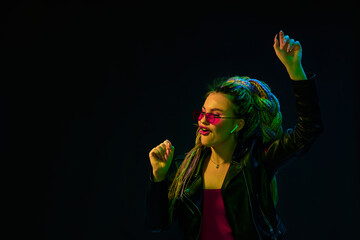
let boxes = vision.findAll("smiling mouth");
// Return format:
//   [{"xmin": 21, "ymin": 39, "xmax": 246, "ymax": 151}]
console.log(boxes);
[{"xmin": 200, "ymin": 127, "xmax": 211, "ymax": 135}]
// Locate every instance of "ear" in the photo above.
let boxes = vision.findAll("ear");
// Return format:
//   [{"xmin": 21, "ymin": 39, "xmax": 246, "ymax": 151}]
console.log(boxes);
[
  {"xmin": 235, "ymin": 119, "xmax": 245, "ymax": 132},
  {"xmin": 230, "ymin": 124, "xmax": 238, "ymax": 134}
]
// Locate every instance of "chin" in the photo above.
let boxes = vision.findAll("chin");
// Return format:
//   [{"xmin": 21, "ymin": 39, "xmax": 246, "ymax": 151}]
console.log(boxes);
[
  {"xmin": 202, "ymin": 142, "xmax": 212, "ymax": 147},
  {"xmin": 200, "ymin": 137, "xmax": 215, "ymax": 147}
]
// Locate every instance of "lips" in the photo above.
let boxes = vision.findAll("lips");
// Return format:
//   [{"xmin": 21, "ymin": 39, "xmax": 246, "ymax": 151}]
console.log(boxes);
[{"xmin": 199, "ymin": 125, "xmax": 211, "ymax": 135}]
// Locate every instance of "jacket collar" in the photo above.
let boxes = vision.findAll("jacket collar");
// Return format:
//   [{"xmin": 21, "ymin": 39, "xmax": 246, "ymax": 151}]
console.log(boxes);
[
  {"xmin": 223, "ymin": 138, "xmax": 258, "ymax": 192},
  {"xmin": 186, "ymin": 138, "xmax": 256, "ymax": 195}
]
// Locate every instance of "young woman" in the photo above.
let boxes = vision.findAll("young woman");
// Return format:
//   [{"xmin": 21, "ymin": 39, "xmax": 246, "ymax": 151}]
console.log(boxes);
[{"xmin": 147, "ymin": 30, "xmax": 323, "ymax": 240}]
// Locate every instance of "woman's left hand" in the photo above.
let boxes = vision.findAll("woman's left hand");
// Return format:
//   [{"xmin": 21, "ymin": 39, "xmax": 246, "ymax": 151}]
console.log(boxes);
[{"xmin": 273, "ymin": 30, "xmax": 307, "ymax": 80}]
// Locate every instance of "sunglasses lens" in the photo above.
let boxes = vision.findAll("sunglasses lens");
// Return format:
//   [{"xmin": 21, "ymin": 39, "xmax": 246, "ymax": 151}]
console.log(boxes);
[
  {"xmin": 207, "ymin": 113, "xmax": 214, "ymax": 123},
  {"xmin": 193, "ymin": 111, "xmax": 216, "ymax": 123}
]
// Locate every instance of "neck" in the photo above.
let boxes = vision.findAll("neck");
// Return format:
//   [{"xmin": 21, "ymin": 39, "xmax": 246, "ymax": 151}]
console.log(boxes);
[{"xmin": 210, "ymin": 136, "xmax": 238, "ymax": 165}]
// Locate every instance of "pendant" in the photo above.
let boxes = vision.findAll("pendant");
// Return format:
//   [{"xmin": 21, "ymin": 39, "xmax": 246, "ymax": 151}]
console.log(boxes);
[{"xmin": 216, "ymin": 165, "xmax": 219, "ymax": 169}]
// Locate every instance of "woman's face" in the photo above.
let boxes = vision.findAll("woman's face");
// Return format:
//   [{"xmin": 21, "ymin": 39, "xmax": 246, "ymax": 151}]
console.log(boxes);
[{"xmin": 198, "ymin": 92, "xmax": 242, "ymax": 148}]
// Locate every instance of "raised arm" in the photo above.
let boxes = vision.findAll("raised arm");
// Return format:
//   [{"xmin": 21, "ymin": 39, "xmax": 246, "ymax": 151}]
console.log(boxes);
[{"xmin": 263, "ymin": 31, "xmax": 324, "ymax": 175}]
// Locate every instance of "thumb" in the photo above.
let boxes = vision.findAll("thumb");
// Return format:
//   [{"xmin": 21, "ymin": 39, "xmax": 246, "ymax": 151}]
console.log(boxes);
[
  {"xmin": 167, "ymin": 145, "xmax": 175, "ymax": 161},
  {"xmin": 273, "ymin": 33, "xmax": 280, "ymax": 51},
  {"xmin": 169, "ymin": 145, "xmax": 175, "ymax": 157}
]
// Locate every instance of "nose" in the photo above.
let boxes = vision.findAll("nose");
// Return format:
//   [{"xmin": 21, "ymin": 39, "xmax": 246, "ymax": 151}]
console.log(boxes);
[{"xmin": 199, "ymin": 113, "xmax": 209, "ymax": 124}]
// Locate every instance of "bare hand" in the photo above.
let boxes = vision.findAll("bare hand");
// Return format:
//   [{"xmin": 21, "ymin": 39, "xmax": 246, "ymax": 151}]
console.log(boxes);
[
  {"xmin": 149, "ymin": 139, "xmax": 175, "ymax": 182},
  {"xmin": 273, "ymin": 30, "xmax": 307, "ymax": 80}
]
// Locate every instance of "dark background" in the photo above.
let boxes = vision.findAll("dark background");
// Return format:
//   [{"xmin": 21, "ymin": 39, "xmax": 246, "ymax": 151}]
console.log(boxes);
[{"xmin": 2, "ymin": 1, "xmax": 359, "ymax": 239}]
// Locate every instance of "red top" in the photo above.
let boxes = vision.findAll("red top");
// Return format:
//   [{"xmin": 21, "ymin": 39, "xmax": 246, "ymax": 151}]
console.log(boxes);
[{"xmin": 200, "ymin": 189, "xmax": 234, "ymax": 240}]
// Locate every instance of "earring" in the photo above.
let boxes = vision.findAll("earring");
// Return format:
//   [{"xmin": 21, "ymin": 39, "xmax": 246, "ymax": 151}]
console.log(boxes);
[{"xmin": 230, "ymin": 124, "xmax": 238, "ymax": 134}]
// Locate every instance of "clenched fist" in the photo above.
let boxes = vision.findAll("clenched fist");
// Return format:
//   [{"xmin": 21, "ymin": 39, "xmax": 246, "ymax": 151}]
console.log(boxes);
[{"xmin": 149, "ymin": 139, "xmax": 175, "ymax": 182}]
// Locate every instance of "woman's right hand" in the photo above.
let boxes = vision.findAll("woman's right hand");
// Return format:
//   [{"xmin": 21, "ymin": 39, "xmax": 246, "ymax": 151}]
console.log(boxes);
[{"xmin": 149, "ymin": 139, "xmax": 175, "ymax": 182}]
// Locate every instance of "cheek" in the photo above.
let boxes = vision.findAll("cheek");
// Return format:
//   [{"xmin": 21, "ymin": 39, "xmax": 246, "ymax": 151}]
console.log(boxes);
[
  {"xmin": 212, "ymin": 121, "xmax": 231, "ymax": 135},
  {"xmin": 211, "ymin": 118, "xmax": 222, "ymax": 125}
]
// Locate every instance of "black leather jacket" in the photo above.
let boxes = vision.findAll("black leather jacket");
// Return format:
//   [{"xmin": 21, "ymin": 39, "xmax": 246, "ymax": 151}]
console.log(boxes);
[{"xmin": 147, "ymin": 77, "xmax": 323, "ymax": 240}]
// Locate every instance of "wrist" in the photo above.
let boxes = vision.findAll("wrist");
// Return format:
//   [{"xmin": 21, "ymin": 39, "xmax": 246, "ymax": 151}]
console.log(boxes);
[
  {"xmin": 286, "ymin": 64, "xmax": 307, "ymax": 80},
  {"xmin": 152, "ymin": 171, "xmax": 166, "ymax": 182}
]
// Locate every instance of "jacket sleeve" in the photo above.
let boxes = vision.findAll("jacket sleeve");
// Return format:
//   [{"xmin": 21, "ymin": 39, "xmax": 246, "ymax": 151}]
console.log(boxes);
[
  {"xmin": 146, "ymin": 174, "xmax": 171, "ymax": 232},
  {"xmin": 146, "ymin": 155, "xmax": 184, "ymax": 232},
  {"xmin": 263, "ymin": 76, "xmax": 324, "ymax": 176}
]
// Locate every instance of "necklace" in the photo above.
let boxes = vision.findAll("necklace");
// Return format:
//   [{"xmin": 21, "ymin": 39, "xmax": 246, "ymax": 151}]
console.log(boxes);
[{"xmin": 209, "ymin": 158, "xmax": 225, "ymax": 169}]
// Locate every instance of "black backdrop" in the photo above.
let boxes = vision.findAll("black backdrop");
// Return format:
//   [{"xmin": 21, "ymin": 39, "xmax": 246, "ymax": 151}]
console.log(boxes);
[{"xmin": 2, "ymin": 1, "xmax": 359, "ymax": 240}]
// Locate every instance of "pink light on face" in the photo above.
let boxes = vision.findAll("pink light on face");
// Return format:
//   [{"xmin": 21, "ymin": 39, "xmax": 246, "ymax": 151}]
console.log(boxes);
[
  {"xmin": 199, "ymin": 92, "xmax": 240, "ymax": 148},
  {"xmin": 210, "ymin": 117, "xmax": 222, "ymax": 125},
  {"xmin": 197, "ymin": 109, "xmax": 224, "ymax": 125}
]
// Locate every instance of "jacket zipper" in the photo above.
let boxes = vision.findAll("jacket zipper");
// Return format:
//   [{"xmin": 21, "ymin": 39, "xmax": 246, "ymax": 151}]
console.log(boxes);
[
  {"xmin": 182, "ymin": 195, "xmax": 194, "ymax": 215},
  {"xmin": 183, "ymin": 193, "xmax": 202, "ymax": 240},
  {"xmin": 242, "ymin": 170, "xmax": 263, "ymax": 240},
  {"xmin": 258, "ymin": 201, "xmax": 276, "ymax": 239},
  {"xmin": 256, "ymin": 194, "xmax": 277, "ymax": 240},
  {"xmin": 242, "ymin": 169, "xmax": 277, "ymax": 240}
]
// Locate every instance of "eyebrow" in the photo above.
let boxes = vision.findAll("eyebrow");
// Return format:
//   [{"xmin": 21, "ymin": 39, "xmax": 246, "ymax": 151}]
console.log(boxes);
[{"xmin": 202, "ymin": 106, "xmax": 225, "ymax": 112}]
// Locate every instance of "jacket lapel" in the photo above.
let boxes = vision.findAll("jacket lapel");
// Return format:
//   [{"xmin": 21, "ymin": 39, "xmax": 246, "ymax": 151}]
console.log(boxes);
[
  {"xmin": 221, "ymin": 138, "xmax": 257, "ymax": 192},
  {"xmin": 183, "ymin": 139, "xmax": 255, "ymax": 207},
  {"xmin": 221, "ymin": 152, "xmax": 248, "ymax": 192}
]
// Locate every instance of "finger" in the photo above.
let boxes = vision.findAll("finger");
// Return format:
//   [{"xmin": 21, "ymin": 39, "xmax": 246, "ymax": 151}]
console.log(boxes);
[
  {"xmin": 161, "ymin": 142, "xmax": 167, "ymax": 151},
  {"xmin": 152, "ymin": 147, "xmax": 163, "ymax": 160},
  {"xmin": 283, "ymin": 35, "xmax": 290, "ymax": 49},
  {"xmin": 164, "ymin": 143, "xmax": 174, "ymax": 161},
  {"xmin": 156, "ymin": 145, "xmax": 166, "ymax": 161},
  {"xmin": 292, "ymin": 40, "xmax": 301, "ymax": 52},
  {"xmin": 159, "ymin": 143, "xmax": 166, "ymax": 155},
  {"xmin": 279, "ymin": 30, "xmax": 284, "ymax": 46},
  {"xmin": 287, "ymin": 38, "xmax": 295, "ymax": 52},
  {"xmin": 164, "ymin": 139, "xmax": 172, "ymax": 149},
  {"xmin": 281, "ymin": 35, "xmax": 290, "ymax": 50},
  {"xmin": 165, "ymin": 148, "xmax": 169, "ymax": 160},
  {"xmin": 166, "ymin": 145, "xmax": 174, "ymax": 161},
  {"xmin": 169, "ymin": 145, "xmax": 175, "ymax": 158},
  {"xmin": 161, "ymin": 143, "xmax": 169, "ymax": 159},
  {"xmin": 149, "ymin": 148, "xmax": 156, "ymax": 158},
  {"xmin": 273, "ymin": 34, "xmax": 280, "ymax": 49}
]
